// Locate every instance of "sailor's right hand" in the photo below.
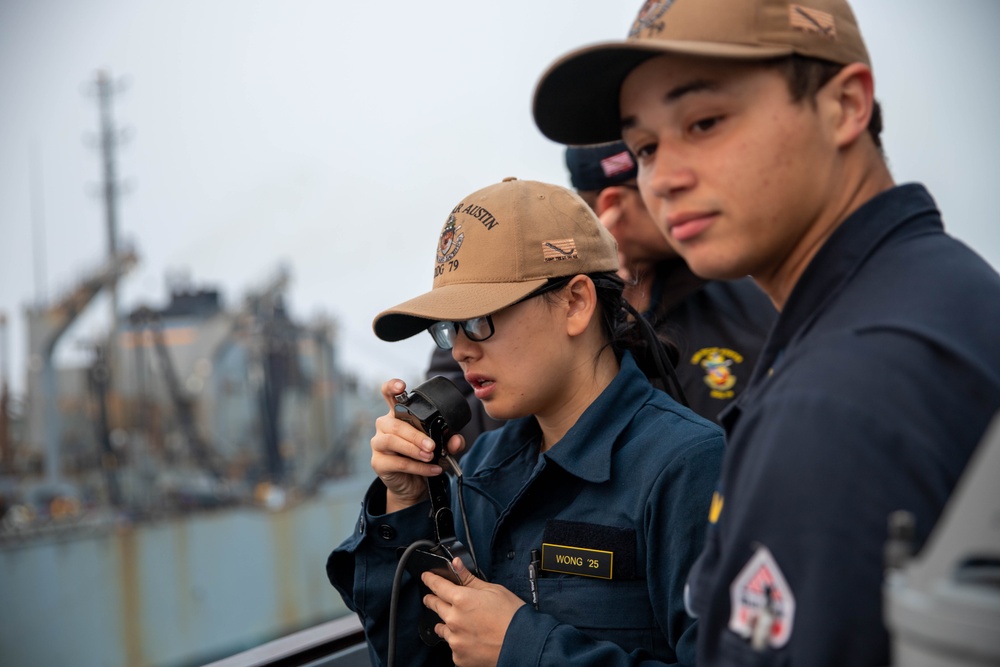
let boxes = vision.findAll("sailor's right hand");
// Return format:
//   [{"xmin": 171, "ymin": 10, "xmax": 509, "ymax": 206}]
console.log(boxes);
[{"xmin": 372, "ymin": 379, "xmax": 462, "ymax": 513}]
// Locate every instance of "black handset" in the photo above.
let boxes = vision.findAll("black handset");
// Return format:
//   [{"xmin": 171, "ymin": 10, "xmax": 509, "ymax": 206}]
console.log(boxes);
[
  {"xmin": 404, "ymin": 544, "xmax": 467, "ymax": 645},
  {"xmin": 392, "ymin": 375, "xmax": 470, "ymax": 463},
  {"xmin": 392, "ymin": 376, "xmax": 475, "ymax": 645}
]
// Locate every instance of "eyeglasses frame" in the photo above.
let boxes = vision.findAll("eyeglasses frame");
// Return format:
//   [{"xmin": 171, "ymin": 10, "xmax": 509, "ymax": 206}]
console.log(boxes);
[{"xmin": 426, "ymin": 276, "xmax": 575, "ymax": 350}]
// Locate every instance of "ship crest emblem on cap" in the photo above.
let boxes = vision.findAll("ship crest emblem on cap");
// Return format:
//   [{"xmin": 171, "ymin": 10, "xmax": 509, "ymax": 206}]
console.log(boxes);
[
  {"xmin": 629, "ymin": 0, "xmax": 676, "ymax": 38},
  {"xmin": 437, "ymin": 215, "xmax": 465, "ymax": 264}
]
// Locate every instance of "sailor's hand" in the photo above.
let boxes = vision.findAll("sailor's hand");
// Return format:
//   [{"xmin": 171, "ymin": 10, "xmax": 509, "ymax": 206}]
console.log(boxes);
[
  {"xmin": 371, "ymin": 379, "xmax": 465, "ymax": 513},
  {"xmin": 422, "ymin": 557, "xmax": 525, "ymax": 667}
]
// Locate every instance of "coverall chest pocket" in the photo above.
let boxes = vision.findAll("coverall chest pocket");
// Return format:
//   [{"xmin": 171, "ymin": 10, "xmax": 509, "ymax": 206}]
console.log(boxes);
[{"xmin": 536, "ymin": 576, "xmax": 660, "ymax": 653}]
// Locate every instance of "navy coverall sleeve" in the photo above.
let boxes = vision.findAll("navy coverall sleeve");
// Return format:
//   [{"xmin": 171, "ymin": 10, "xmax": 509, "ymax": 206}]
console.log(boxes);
[
  {"xmin": 326, "ymin": 478, "xmax": 453, "ymax": 667},
  {"xmin": 693, "ymin": 330, "xmax": 991, "ymax": 666}
]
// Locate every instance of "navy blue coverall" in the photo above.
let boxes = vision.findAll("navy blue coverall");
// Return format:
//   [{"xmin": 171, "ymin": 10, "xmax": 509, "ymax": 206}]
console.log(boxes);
[
  {"xmin": 328, "ymin": 353, "xmax": 724, "ymax": 666},
  {"xmin": 686, "ymin": 184, "xmax": 1000, "ymax": 666}
]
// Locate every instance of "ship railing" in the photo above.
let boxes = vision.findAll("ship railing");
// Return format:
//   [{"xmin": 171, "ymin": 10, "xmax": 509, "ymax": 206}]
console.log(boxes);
[{"xmin": 202, "ymin": 614, "xmax": 369, "ymax": 667}]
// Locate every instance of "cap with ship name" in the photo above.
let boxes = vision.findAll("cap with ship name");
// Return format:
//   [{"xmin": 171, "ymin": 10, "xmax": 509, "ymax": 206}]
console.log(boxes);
[
  {"xmin": 372, "ymin": 177, "xmax": 619, "ymax": 342},
  {"xmin": 533, "ymin": 0, "xmax": 871, "ymax": 146}
]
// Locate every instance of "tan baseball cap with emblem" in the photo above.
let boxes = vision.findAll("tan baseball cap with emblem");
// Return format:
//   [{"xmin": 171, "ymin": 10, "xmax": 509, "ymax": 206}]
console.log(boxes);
[
  {"xmin": 373, "ymin": 177, "xmax": 619, "ymax": 342},
  {"xmin": 533, "ymin": 0, "xmax": 871, "ymax": 146}
]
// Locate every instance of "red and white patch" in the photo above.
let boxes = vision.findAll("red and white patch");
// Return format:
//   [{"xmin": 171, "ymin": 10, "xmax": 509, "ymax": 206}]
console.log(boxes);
[
  {"xmin": 729, "ymin": 546, "xmax": 795, "ymax": 650},
  {"xmin": 599, "ymin": 151, "xmax": 635, "ymax": 178}
]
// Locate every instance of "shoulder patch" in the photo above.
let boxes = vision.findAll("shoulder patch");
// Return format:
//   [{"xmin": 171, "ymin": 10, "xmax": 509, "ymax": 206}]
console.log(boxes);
[{"xmin": 729, "ymin": 545, "xmax": 796, "ymax": 650}]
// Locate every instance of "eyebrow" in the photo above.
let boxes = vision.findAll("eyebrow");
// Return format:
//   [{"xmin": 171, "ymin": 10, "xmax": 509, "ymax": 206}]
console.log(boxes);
[{"xmin": 621, "ymin": 78, "xmax": 720, "ymax": 131}]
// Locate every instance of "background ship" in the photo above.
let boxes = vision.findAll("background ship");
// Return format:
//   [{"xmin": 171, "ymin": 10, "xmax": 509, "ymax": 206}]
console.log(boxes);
[
  {"xmin": 0, "ymin": 65, "xmax": 387, "ymax": 666},
  {"xmin": 0, "ymin": 246, "xmax": 382, "ymax": 667}
]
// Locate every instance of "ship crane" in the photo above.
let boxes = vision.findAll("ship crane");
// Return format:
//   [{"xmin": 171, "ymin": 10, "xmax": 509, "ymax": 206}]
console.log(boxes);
[
  {"xmin": 129, "ymin": 306, "xmax": 225, "ymax": 481},
  {"xmin": 243, "ymin": 266, "xmax": 298, "ymax": 485},
  {"xmin": 26, "ymin": 249, "xmax": 137, "ymax": 483}
]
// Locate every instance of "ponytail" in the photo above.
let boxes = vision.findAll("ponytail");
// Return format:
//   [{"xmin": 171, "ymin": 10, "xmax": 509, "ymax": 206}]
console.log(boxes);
[{"xmin": 590, "ymin": 272, "xmax": 689, "ymax": 407}]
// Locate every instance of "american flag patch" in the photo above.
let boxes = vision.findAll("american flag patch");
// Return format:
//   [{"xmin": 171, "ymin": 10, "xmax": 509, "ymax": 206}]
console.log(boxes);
[
  {"xmin": 542, "ymin": 239, "xmax": 579, "ymax": 261},
  {"xmin": 789, "ymin": 4, "xmax": 836, "ymax": 39},
  {"xmin": 600, "ymin": 151, "xmax": 635, "ymax": 178}
]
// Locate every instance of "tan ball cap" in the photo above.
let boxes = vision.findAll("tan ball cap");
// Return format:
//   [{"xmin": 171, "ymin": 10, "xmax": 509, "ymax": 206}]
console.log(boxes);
[
  {"xmin": 533, "ymin": 0, "xmax": 871, "ymax": 146},
  {"xmin": 373, "ymin": 177, "xmax": 619, "ymax": 342}
]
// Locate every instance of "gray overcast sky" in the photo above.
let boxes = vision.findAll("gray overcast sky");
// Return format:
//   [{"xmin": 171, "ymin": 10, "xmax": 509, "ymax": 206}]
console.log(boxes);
[{"xmin": 1, "ymin": 1, "xmax": 998, "ymax": 396}]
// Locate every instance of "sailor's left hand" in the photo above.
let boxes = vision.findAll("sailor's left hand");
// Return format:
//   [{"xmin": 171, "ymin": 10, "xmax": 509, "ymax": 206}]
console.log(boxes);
[{"xmin": 422, "ymin": 557, "xmax": 526, "ymax": 667}]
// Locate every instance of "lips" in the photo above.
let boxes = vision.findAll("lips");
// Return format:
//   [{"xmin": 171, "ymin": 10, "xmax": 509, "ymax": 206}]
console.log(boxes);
[
  {"xmin": 666, "ymin": 211, "xmax": 716, "ymax": 242},
  {"xmin": 465, "ymin": 373, "xmax": 496, "ymax": 400}
]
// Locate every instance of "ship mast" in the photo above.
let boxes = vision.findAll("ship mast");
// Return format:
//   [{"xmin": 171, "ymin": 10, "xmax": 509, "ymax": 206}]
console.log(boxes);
[{"xmin": 92, "ymin": 69, "xmax": 126, "ymax": 333}]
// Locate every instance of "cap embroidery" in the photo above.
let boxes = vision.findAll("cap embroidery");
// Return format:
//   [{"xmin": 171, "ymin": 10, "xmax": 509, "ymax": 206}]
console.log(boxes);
[
  {"xmin": 542, "ymin": 239, "xmax": 579, "ymax": 261},
  {"xmin": 437, "ymin": 215, "xmax": 465, "ymax": 264},
  {"xmin": 628, "ymin": 0, "xmax": 675, "ymax": 38},
  {"xmin": 461, "ymin": 203, "xmax": 500, "ymax": 230},
  {"xmin": 789, "ymin": 5, "xmax": 837, "ymax": 39},
  {"xmin": 600, "ymin": 151, "xmax": 636, "ymax": 178}
]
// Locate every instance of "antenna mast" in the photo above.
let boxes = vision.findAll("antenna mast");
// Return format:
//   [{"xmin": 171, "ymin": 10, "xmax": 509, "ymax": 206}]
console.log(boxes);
[{"xmin": 90, "ymin": 69, "xmax": 128, "ymax": 326}]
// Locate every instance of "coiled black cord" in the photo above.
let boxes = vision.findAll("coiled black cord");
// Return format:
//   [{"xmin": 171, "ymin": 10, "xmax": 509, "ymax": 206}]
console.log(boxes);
[
  {"xmin": 452, "ymin": 462, "xmax": 483, "ymax": 580},
  {"xmin": 387, "ymin": 538, "xmax": 437, "ymax": 667},
  {"xmin": 386, "ymin": 468, "xmax": 483, "ymax": 667}
]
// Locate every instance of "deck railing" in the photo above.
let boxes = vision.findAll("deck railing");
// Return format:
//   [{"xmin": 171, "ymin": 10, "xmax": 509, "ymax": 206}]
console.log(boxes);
[{"xmin": 202, "ymin": 615, "xmax": 369, "ymax": 667}]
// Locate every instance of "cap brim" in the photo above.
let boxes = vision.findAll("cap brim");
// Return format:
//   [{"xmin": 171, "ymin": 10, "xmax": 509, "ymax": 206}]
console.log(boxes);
[
  {"xmin": 372, "ymin": 279, "xmax": 549, "ymax": 342},
  {"xmin": 533, "ymin": 39, "xmax": 793, "ymax": 146}
]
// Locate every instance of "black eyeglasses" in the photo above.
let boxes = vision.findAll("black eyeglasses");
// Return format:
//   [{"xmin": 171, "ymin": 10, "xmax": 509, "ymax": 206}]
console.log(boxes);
[
  {"xmin": 427, "ymin": 277, "xmax": 573, "ymax": 350},
  {"xmin": 428, "ymin": 315, "xmax": 495, "ymax": 350}
]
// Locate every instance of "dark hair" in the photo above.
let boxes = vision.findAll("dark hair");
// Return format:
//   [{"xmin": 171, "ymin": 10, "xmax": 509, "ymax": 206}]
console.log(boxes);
[
  {"xmin": 543, "ymin": 272, "xmax": 688, "ymax": 406},
  {"xmin": 767, "ymin": 54, "xmax": 883, "ymax": 150}
]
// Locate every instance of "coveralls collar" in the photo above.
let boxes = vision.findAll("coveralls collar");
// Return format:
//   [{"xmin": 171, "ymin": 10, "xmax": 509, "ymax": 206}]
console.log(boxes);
[
  {"xmin": 541, "ymin": 351, "xmax": 653, "ymax": 484},
  {"xmin": 751, "ymin": 183, "xmax": 939, "ymax": 386}
]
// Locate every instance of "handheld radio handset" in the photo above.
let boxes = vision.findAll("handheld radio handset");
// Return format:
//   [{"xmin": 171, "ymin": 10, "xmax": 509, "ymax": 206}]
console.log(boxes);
[
  {"xmin": 392, "ymin": 376, "xmax": 469, "ymax": 468},
  {"xmin": 392, "ymin": 376, "xmax": 475, "ymax": 645}
]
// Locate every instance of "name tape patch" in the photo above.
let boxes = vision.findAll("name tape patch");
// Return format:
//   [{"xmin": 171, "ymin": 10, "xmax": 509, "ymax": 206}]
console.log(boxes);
[{"xmin": 541, "ymin": 543, "xmax": 613, "ymax": 580}]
